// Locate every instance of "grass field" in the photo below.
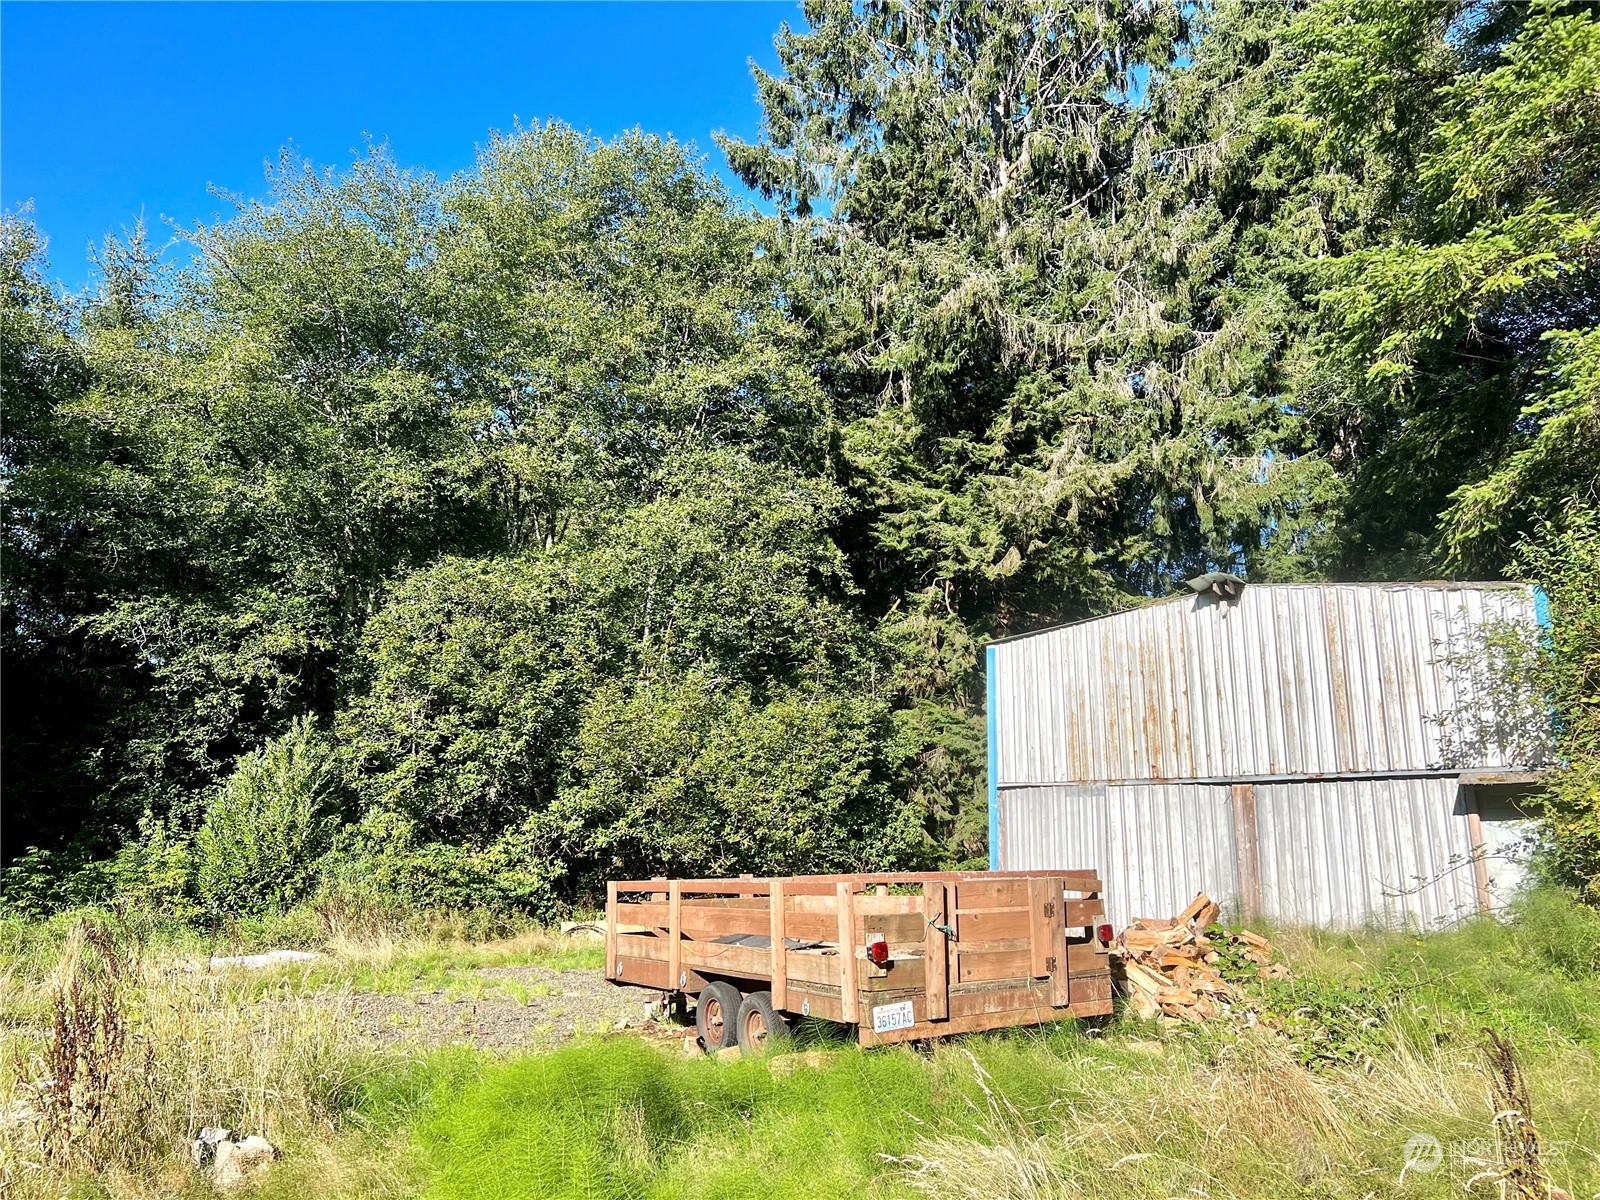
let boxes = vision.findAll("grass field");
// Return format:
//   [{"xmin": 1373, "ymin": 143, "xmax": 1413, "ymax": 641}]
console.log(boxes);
[{"xmin": 3, "ymin": 891, "xmax": 1597, "ymax": 1199}]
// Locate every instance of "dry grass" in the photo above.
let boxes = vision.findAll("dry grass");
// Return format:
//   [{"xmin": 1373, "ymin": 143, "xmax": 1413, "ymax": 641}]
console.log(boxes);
[
  {"xmin": 884, "ymin": 1029, "xmax": 1594, "ymax": 1200},
  {"xmin": 3, "ymin": 898, "xmax": 1597, "ymax": 1200},
  {"xmin": 0, "ymin": 909, "xmax": 604, "ymax": 1199}
]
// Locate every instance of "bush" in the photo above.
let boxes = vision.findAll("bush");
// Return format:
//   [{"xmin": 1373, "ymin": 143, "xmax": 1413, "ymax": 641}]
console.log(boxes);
[
  {"xmin": 1516, "ymin": 511, "xmax": 1600, "ymax": 900},
  {"xmin": 319, "ymin": 809, "xmax": 563, "ymax": 922},
  {"xmin": 551, "ymin": 671, "xmax": 926, "ymax": 883},
  {"xmin": 194, "ymin": 717, "xmax": 336, "ymax": 918}
]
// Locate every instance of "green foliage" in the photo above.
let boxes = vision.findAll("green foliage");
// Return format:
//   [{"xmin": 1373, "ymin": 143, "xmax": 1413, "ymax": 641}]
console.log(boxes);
[
  {"xmin": 339, "ymin": 555, "xmax": 597, "ymax": 842},
  {"xmin": 403, "ymin": 890, "xmax": 1600, "ymax": 1200},
  {"xmin": 1306, "ymin": 0, "xmax": 1600, "ymax": 573},
  {"xmin": 194, "ymin": 718, "xmax": 336, "ymax": 918},
  {"xmin": 1516, "ymin": 513, "xmax": 1600, "ymax": 899},
  {"xmin": 415, "ymin": 1035, "xmax": 957, "ymax": 1200},
  {"xmin": 329, "ymin": 814, "xmax": 565, "ymax": 920},
  {"xmin": 5, "ymin": 0, "xmax": 1599, "ymax": 908},
  {"xmin": 553, "ymin": 672, "xmax": 921, "ymax": 881}
]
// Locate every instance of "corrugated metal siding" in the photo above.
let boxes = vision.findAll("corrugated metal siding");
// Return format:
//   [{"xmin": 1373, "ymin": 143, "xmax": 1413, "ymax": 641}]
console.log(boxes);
[
  {"xmin": 1106, "ymin": 784, "xmax": 1239, "ymax": 929},
  {"xmin": 992, "ymin": 583, "xmax": 1540, "ymax": 786},
  {"xmin": 996, "ymin": 785, "xmax": 1108, "ymax": 876},
  {"xmin": 998, "ymin": 777, "xmax": 1488, "ymax": 929},
  {"xmin": 996, "ymin": 783, "xmax": 1237, "ymax": 929},
  {"xmin": 1255, "ymin": 777, "xmax": 1477, "ymax": 929}
]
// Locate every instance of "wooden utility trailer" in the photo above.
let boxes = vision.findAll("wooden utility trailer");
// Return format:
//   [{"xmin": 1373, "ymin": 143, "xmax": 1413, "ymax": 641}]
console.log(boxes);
[{"xmin": 604, "ymin": 871, "xmax": 1113, "ymax": 1051}]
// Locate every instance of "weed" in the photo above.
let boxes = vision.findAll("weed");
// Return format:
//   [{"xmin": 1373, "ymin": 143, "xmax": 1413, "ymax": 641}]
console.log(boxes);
[{"xmin": 16, "ymin": 922, "xmax": 154, "ymax": 1174}]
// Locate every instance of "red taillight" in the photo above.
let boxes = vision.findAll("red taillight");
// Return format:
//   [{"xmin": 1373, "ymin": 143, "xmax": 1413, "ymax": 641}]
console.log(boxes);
[
  {"xmin": 1096, "ymin": 924, "xmax": 1115, "ymax": 944},
  {"xmin": 865, "ymin": 933, "xmax": 890, "ymax": 966}
]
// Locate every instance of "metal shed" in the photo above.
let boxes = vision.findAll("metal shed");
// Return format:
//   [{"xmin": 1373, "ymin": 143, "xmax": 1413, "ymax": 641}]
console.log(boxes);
[{"xmin": 987, "ymin": 582, "xmax": 1551, "ymax": 929}]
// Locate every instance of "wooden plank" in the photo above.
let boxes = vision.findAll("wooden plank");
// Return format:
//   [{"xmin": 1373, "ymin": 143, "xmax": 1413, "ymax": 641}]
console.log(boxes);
[
  {"xmin": 858, "ymin": 912, "xmax": 927, "ymax": 945},
  {"xmin": 613, "ymin": 955, "xmax": 701, "ymax": 992},
  {"xmin": 1048, "ymin": 877, "xmax": 1070, "ymax": 1007},
  {"xmin": 1231, "ymin": 783, "xmax": 1261, "ymax": 923},
  {"xmin": 1065, "ymin": 938, "xmax": 1105, "ymax": 974},
  {"xmin": 954, "ymin": 936, "xmax": 1031, "ymax": 954},
  {"xmin": 680, "ymin": 939, "xmax": 774, "ymax": 980},
  {"xmin": 923, "ymin": 881, "xmax": 948, "ymax": 1022},
  {"xmin": 862, "ymin": 958, "xmax": 926, "ymax": 991},
  {"xmin": 781, "ymin": 983, "xmax": 845, "ymax": 1023},
  {"xmin": 615, "ymin": 878, "xmax": 774, "ymax": 895},
  {"xmin": 1464, "ymin": 788, "xmax": 1493, "ymax": 914},
  {"xmin": 954, "ymin": 908, "xmax": 1031, "ymax": 941},
  {"xmin": 836, "ymin": 882, "xmax": 859, "ymax": 1024},
  {"xmin": 618, "ymin": 933, "xmax": 669, "ymax": 961},
  {"xmin": 615, "ymin": 902, "xmax": 770, "ymax": 937},
  {"xmin": 949, "ymin": 981, "xmax": 1053, "ymax": 1017},
  {"xmin": 788, "ymin": 893, "xmax": 845, "ymax": 914},
  {"xmin": 1062, "ymin": 898, "xmax": 1103, "ymax": 928},
  {"xmin": 1066, "ymin": 973, "xmax": 1113, "ymax": 1006},
  {"xmin": 614, "ymin": 954, "xmax": 667, "ymax": 989},
  {"xmin": 615, "ymin": 871, "xmax": 1103, "ymax": 899},
  {"xmin": 785, "ymin": 951, "xmax": 847, "ymax": 986},
  {"xmin": 955, "ymin": 879, "xmax": 1026, "ymax": 908},
  {"xmin": 1028, "ymin": 876, "xmax": 1051, "ymax": 979},
  {"xmin": 956, "ymin": 948, "xmax": 1032, "ymax": 984},
  {"xmin": 667, "ymin": 881, "xmax": 682, "ymax": 992},
  {"xmin": 770, "ymin": 878, "xmax": 787, "ymax": 1011},
  {"xmin": 605, "ymin": 881, "xmax": 618, "ymax": 981},
  {"xmin": 858, "ymin": 1003, "xmax": 1088, "ymax": 1047},
  {"xmin": 952, "ymin": 900, "xmax": 1097, "ymax": 934},
  {"xmin": 781, "ymin": 911, "xmax": 838, "ymax": 942},
  {"xmin": 788, "ymin": 892, "xmax": 919, "ymax": 916}
]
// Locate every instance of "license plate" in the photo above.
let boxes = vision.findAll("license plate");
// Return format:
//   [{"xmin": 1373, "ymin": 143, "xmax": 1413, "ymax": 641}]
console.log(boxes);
[{"xmin": 871, "ymin": 1000, "xmax": 916, "ymax": 1033}]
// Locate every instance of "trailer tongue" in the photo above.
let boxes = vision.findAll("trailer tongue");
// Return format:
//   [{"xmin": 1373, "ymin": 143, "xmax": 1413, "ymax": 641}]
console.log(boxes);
[{"xmin": 604, "ymin": 871, "xmax": 1113, "ymax": 1052}]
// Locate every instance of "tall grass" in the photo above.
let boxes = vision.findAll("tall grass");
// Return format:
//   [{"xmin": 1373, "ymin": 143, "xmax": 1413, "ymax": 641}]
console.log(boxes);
[
  {"xmin": 411, "ymin": 1020, "xmax": 1597, "ymax": 1200},
  {"xmin": 3, "ymin": 890, "xmax": 1597, "ymax": 1199},
  {"xmin": 0, "ymin": 906, "xmax": 581, "ymax": 1200}
]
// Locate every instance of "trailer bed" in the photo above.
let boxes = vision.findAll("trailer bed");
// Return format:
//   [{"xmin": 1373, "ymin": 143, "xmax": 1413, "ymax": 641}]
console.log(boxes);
[{"xmin": 604, "ymin": 871, "xmax": 1112, "ymax": 1048}]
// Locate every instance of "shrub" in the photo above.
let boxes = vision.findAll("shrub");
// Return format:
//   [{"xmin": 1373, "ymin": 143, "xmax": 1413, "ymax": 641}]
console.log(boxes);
[
  {"xmin": 194, "ymin": 717, "xmax": 336, "ymax": 918},
  {"xmin": 550, "ymin": 671, "xmax": 926, "ymax": 884},
  {"xmin": 324, "ymin": 810, "xmax": 564, "ymax": 922},
  {"xmin": 1516, "ymin": 510, "xmax": 1600, "ymax": 900}
]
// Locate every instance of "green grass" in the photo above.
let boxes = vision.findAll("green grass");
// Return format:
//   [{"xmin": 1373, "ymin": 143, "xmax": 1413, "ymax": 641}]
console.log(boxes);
[
  {"xmin": 403, "ymin": 1024, "xmax": 1597, "ymax": 1200},
  {"xmin": 217, "ymin": 936, "xmax": 606, "ymax": 1003},
  {"xmin": 7, "ymin": 889, "xmax": 1600, "ymax": 1200},
  {"xmin": 397, "ymin": 890, "xmax": 1600, "ymax": 1200}
]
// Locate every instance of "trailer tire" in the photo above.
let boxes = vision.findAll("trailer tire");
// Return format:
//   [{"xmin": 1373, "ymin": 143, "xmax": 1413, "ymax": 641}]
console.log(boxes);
[
  {"xmin": 696, "ymin": 981, "xmax": 743, "ymax": 1052},
  {"xmin": 735, "ymin": 991, "xmax": 791, "ymax": 1055}
]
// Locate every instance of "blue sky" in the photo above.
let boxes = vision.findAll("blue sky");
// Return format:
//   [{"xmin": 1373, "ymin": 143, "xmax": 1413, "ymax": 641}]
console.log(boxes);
[{"xmin": 1, "ymin": 2, "xmax": 798, "ymax": 292}]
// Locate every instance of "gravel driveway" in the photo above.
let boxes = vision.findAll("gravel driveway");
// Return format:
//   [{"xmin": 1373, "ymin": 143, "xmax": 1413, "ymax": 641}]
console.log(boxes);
[{"xmin": 343, "ymin": 964, "xmax": 684, "ymax": 1053}]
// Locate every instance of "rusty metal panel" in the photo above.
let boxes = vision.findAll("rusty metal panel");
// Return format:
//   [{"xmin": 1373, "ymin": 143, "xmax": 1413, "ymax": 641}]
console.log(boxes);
[
  {"xmin": 1254, "ymin": 777, "xmax": 1478, "ymax": 929},
  {"xmin": 996, "ymin": 783, "xmax": 1238, "ymax": 929},
  {"xmin": 991, "ymin": 582, "xmax": 1543, "ymax": 786}
]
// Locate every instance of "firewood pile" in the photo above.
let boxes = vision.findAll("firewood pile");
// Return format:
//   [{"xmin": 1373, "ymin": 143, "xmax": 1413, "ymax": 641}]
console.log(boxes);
[{"xmin": 1109, "ymin": 892, "xmax": 1288, "ymax": 1023}]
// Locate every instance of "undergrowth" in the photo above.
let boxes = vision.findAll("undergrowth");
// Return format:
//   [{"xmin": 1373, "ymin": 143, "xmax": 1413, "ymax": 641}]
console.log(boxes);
[{"xmin": 3, "ymin": 888, "xmax": 1598, "ymax": 1199}]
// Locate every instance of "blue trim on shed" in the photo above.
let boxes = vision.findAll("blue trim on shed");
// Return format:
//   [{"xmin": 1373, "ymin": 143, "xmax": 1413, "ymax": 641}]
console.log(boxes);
[
  {"xmin": 986, "ymin": 643, "xmax": 999, "ymax": 870},
  {"xmin": 1533, "ymin": 585, "xmax": 1552, "ymax": 633}
]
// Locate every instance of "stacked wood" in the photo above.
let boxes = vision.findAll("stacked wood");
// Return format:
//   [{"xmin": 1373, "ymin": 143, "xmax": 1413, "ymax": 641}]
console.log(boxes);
[{"xmin": 1109, "ymin": 892, "xmax": 1287, "ymax": 1023}]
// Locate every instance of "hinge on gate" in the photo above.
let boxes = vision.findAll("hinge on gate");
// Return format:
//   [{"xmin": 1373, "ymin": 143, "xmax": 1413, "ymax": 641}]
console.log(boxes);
[
  {"xmin": 1043, "ymin": 901, "xmax": 1056, "ymax": 918},
  {"xmin": 1045, "ymin": 955, "xmax": 1058, "ymax": 973}
]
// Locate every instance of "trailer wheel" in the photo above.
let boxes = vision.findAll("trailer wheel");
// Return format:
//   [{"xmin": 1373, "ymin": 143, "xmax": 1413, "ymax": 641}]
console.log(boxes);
[
  {"xmin": 735, "ymin": 991, "xmax": 791, "ymax": 1054},
  {"xmin": 696, "ymin": 981, "xmax": 743, "ymax": 1052}
]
